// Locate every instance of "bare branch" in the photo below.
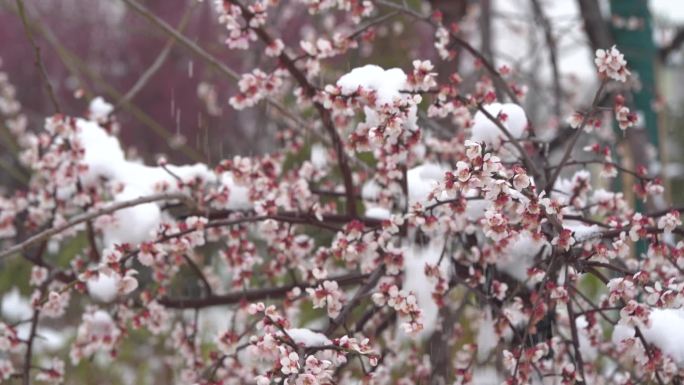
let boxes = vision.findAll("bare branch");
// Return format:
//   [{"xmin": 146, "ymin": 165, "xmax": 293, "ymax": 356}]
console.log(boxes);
[
  {"xmin": 545, "ymin": 80, "xmax": 606, "ymax": 192},
  {"xmin": 0, "ymin": 192, "xmax": 194, "ymax": 259},
  {"xmin": 114, "ymin": 5, "xmax": 196, "ymax": 113},
  {"xmin": 530, "ymin": 0, "xmax": 562, "ymax": 119},
  {"xmin": 159, "ymin": 272, "xmax": 369, "ymax": 309}
]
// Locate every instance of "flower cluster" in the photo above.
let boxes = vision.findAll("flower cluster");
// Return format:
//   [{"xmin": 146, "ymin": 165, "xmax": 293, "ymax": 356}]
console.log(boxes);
[
  {"xmin": 1, "ymin": 2, "xmax": 681, "ymax": 384},
  {"xmin": 595, "ymin": 45, "xmax": 630, "ymax": 82}
]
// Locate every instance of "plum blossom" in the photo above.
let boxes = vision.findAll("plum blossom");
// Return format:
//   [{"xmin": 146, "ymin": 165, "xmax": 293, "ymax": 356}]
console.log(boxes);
[
  {"xmin": 35, "ymin": 358, "xmax": 65, "ymax": 384},
  {"xmin": 657, "ymin": 211, "xmax": 681, "ymax": 234},
  {"xmin": 0, "ymin": 359, "xmax": 14, "ymax": 381},
  {"xmin": 280, "ymin": 350, "xmax": 300, "ymax": 375},
  {"xmin": 306, "ymin": 280, "xmax": 345, "ymax": 318},
  {"xmin": 595, "ymin": 45, "xmax": 630, "ymax": 82},
  {"xmin": 407, "ymin": 60, "xmax": 437, "ymax": 91},
  {"xmin": 30, "ymin": 266, "xmax": 49, "ymax": 286},
  {"xmin": 0, "ymin": 4, "xmax": 681, "ymax": 385},
  {"xmin": 615, "ymin": 105, "xmax": 637, "ymax": 130},
  {"xmin": 229, "ymin": 69, "xmax": 285, "ymax": 110},
  {"xmin": 41, "ymin": 291, "xmax": 70, "ymax": 318}
]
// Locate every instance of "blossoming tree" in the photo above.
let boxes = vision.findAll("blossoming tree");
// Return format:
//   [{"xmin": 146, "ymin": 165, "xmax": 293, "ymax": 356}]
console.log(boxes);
[{"xmin": 0, "ymin": 1, "xmax": 681, "ymax": 385}]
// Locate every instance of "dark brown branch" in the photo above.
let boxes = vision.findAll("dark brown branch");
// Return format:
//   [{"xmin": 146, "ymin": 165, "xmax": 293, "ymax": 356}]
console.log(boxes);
[
  {"xmin": 158, "ymin": 272, "xmax": 369, "ymax": 309},
  {"xmin": 201, "ymin": 209, "xmax": 382, "ymax": 227},
  {"xmin": 546, "ymin": 159, "xmax": 651, "ymax": 180},
  {"xmin": 182, "ymin": 254, "xmax": 213, "ymax": 296},
  {"xmin": 660, "ymin": 28, "xmax": 684, "ymax": 61},
  {"xmin": 325, "ymin": 265, "xmax": 385, "ymax": 336},
  {"xmin": 22, "ymin": 308, "xmax": 40, "ymax": 385},
  {"xmin": 565, "ymin": 269, "xmax": 586, "ymax": 383},
  {"xmin": 530, "ymin": 0, "xmax": 562, "ymax": 119},
  {"xmin": 576, "ymin": 0, "xmax": 612, "ymax": 52}
]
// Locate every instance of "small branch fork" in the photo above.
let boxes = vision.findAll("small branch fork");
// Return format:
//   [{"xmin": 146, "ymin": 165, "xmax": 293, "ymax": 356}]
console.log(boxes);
[{"xmin": 545, "ymin": 80, "xmax": 607, "ymax": 192}]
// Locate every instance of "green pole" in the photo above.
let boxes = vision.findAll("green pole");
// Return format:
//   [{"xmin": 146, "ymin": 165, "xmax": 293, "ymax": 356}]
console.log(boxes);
[
  {"xmin": 610, "ymin": 0, "xmax": 659, "ymax": 148},
  {"xmin": 610, "ymin": 0, "xmax": 658, "ymax": 256}
]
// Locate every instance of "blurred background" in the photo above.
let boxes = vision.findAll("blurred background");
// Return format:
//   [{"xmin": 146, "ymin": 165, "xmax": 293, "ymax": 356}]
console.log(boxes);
[{"xmin": 0, "ymin": 1, "xmax": 683, "ymax": 182}]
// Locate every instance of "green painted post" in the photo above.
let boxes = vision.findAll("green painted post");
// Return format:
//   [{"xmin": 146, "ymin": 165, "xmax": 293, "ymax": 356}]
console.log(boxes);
[
  {"xmin": 610, "ymin": 0, "xmax": 658, "ymax": 257},
  {"xmin": 610, "ymin": 0, "xmax": 659, "ymax": 148}
]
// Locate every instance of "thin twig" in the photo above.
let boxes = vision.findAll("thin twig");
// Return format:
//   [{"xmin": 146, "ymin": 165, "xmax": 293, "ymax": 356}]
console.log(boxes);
[
  {"xmin": 159, "ymin": 272, "xmax": 369, "ymax": 309},
  {"xmin": 182, "ymin": 254, "xmax": 213, "ymax": 296},
  {"xmin": 14, "ymin": 0, "xmax": 61, "ymax": 113},
  {"xmin": 22, "ymin": 307, "xmax": 40, "ymax": 385},
  {"xmin": 226, "ymin": 0, "xmax": 358, "ymax": 216},
  {"xmin": 325, "ymin": 265, "xmax": 385, "ymax": 335},
  {"xmin": 114, "ymin": 5, "xmax": 196, "ymax": 113},
  {"xmin": 530, "ymin": 0, "xmax": 562, "ymax": 119},
  {"xmin": 545, "ymin": 80, "xmax": 606, "ymax": 191},
  {"xmin": 0, "ymin": 192, "xmax": 193, "ymax": 259},
  {"xmin": 119, "ymin": 0, "xmax": 307, "ymax": 133},
  {"xmin": 634, "ymin": 326, "xmax": 666, "ymax": 385}
]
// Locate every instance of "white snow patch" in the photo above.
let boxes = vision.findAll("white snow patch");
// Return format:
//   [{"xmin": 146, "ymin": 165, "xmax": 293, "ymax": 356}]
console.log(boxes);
[
  {"xmin": 1, "ymin": 288, "xmax": 33, "ymax": 321},
  {"xmin": 337, "ymin": 65, "xmax": 407, "ymax": 106},
  {"xmin": 471, "ymin": 366, "xmax": 503, "ymax": 385},
  {"xmin": 310, "ymin": 143, "xmax": 328, "ymax": 170},
  {"xmin": 365, "ymin": 206, "xmax": 391, "ymax": 220},
  {"xmin": 407, "ymin": 163, "xmax": 446, "ymax": 204},
  {"xmin": 497, "ymin": 231, "xmax": 550, "ymax": 282},
  {"xmin": 337, "ymin": 65, "xmax": 418, "ymax": 135},
  {"xmin": 16, "ymin": 324, "xmax": 68, "ymax": 352},
  {"xmin": 470, "ymin": 103, "xmax": 527, "ymax": 146},
  {"xmin": 465, "ymin": 195, "xmax": 490, "ymax": 222},
  {"xmin": 612, "ymin": 308, "xmax": 684, "ymax": 366},
  {"xmin": 88, "ymin": 97, "xmax": 114, "ymax": 122},
  {"xmin": 86, "ymin": 273, "xmax": 119, "ymax": 303},
  {"xmin": 576, "ymin": 316, "xmax": 597, "ymax": 361},
  {"xmin": 564, "ymin": 221, "xmax": 602, "ymax": 242},
  {"xmin": 70, "ymin": 101, "xmax": 251, "ymax": 248},
  {"xmin": 219, "ymin": 172, "xmax": 252, "ymax": 210},
  {"xmin": 286, "ymin": 328, "xmax": 331, "ymax": 347},
  {"xmin": 476, "ymin": 307, "xmax": 498, "ymax": 361},
  {"xmin": 402, "ymin": 240, "xmax": 446, "ymax": 337}
]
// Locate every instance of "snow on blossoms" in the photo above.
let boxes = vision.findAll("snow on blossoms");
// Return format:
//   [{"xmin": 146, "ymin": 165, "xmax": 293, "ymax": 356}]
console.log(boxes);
[
  {"xmin": 469, "ymin": 102, "xmax": 528, "ymax": 149},
  {"xmin": 0, "ymin": 3, "xmax": 681, "ymax": 381},
  {"xmin": 325, "ymin": 63, "xmax": 427, "ymax": 161}
]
